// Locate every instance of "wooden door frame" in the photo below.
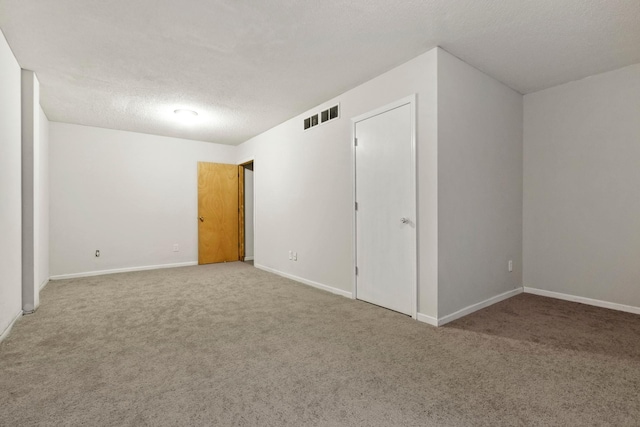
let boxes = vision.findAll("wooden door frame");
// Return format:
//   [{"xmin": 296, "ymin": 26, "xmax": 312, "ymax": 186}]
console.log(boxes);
[
  {"xmin": 351, "ymin": 94, "xmax": 418, "ymax": 319},
  {"xmin": 238, "ymin": 165, "xmax": 245, "ymax": 261},
  {"xmin": 238, "ymin": 157, "xmax": 255, "ymax": 263}
]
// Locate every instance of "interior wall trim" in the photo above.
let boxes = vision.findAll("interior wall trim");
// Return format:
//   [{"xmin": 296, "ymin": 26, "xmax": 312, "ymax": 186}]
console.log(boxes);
[
  {"xmin": 255, "ymin": 264, "xmax": 352, "ymax": 299},
  {"xmin": 0, "ymin": 310, "xmax": 23, "ymax": 344},
  {"xmin": 524, "ymin": 287, "xmax": 640, "ymax": 315},
  {"xmin": 49, "ymin": 261, "xmax": 198, "ymax": 280},
  {"xmin": 416, "ymin": 313, "xmax": 438, "ymax": 326},
  {"xmin": 436, "ymin": 288, "xmax": 524, "ymax": 326}
]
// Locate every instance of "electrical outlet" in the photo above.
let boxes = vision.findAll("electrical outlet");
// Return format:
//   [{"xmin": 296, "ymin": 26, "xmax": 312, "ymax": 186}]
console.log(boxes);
[
  {"xmin": 508, "ymin": 260, "xmax": 513, "ymax": 272},
  {"xmin": 293, "ymin": 252, "xmax": 297, "ymax": 261},
  {"xmin": 95, "ymin": 250, "xmax": 100, "ymax": 258},
  {"xmin": 173, "ymin": 244, "xmax": 179, "ymax": 252},
  {"xmin": 289, "ymin": 251, "xmax": 292, "ymax": 260}
]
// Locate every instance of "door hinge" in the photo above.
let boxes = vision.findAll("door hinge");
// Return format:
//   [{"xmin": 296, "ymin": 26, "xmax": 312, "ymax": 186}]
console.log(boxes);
[
  {"xmin": 355, "ymin": 202, "xmax": 358, "ymax": 211},
  {"xmin": 354, "ymin": 137, "xmax": 358, "ymax": 147},
  {"xmin": 355, "ymin": 266, "xmax": 358, "ymax": 275}
]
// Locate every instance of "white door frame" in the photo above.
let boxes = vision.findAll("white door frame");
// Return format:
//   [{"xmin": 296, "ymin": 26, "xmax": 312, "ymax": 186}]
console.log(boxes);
[
  {"xmin": 238, "ymin": 156, "xmax": 256, "ymax": 264},
  {"xmin": 351, "ymin": 94, "xmax": 418, "ymax": 319}
]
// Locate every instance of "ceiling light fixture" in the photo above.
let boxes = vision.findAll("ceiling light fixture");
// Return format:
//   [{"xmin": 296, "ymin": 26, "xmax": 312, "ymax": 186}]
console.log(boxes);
[{"xmin": 174, "ymin": 109, "xmax": 198, "ymax": 119}]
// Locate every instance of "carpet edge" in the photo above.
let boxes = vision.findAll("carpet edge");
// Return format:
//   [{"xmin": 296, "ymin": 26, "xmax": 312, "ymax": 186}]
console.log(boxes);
[
  {"xmin": 49, "ymin": 261, "xmax": 199, "ymax": 280},
  {"xmin": 255, "ymin": 264, "xmax": 353, "ymax": 299},
  {"xmin": 524, "ymin": 287, "xmax": 640, "ymax": 315}
]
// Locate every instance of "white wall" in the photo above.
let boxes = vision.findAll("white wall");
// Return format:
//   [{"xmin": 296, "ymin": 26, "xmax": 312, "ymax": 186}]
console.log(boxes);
[
  {"xmin": 0, "ymin": 30, "xmax": 23, "ymax": 336},
  {"xmin": 21, "ymin": 70, "xmax": 42, "ymax": 312},
  {"xmin": 437, "ymin": 49, "xmax": 523, "ymax": 318},
  {"xmin": 524, "ymin": 63, "xmax": 640, "ymax": 308},
  {"xmin": 49, "ymin": 123, "xmax": 236, "ymax": 277},
  {"xmin": 236, "ymin": 48, "xmax": 439, "ymax": 317},
  {"xmin": 244, "ymin": 168, "xmax": 254, "ymax": 260},
  {"xmin": 36, "ymin": 106, "xmax": 50, "ymax": 290}
]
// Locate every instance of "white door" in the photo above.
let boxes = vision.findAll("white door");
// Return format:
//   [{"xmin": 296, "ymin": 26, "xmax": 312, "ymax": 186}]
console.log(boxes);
[{"xmin": 354, "ymin": 99, "xmax": 416, "ymax": 316}]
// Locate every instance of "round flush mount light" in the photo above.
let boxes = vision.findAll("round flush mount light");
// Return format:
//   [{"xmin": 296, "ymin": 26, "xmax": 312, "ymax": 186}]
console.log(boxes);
[{"xmin": 174, "ymin": 109, "xmax": 198, "ymax": 119}]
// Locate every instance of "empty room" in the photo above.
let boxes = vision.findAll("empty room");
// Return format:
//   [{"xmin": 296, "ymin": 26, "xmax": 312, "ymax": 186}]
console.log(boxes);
[{"xmin": 1, "ymin": 1, "xmax": 639, "ymax": 425}]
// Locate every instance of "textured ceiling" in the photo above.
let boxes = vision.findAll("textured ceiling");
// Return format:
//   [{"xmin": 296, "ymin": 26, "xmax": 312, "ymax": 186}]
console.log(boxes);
[{"xmin": 0, "ymin": 0, "xmax": 639, "ymax": 145}]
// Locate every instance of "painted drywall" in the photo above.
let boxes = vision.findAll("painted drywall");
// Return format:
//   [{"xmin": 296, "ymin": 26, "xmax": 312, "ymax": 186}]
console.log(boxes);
[
  {"xmin": 49, "ymin": 123, "xmax": 236, "ymax": 277},
  {"xmin": 36, "ymin": 106, "xmax": 50, "ymax": 290},
  {"xmin": 236, "ymin": 48, "xmax": 439, "ymax": 317},
  {"xmin": 524, "ymin": 63, "xmax": 640, "ymax": 308},
  {"xmin": 244, "ymin": 168, "xmax": 254, "ymax": 260},
  {"xmin": 0, "ymin": 30, "xmax": 23, "ymax": 335},
  {"xmin": 436, "ymin": 49, "xmax": 523, "ymax": 318},
  {"xmin": 21, "ymin": 70, "xmax": 40, "ymax": 312}
]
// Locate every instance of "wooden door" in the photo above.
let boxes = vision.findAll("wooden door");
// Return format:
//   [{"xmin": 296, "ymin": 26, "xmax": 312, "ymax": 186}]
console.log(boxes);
[
  {"xmin": 354, "ymin": 101, "xmax": 416, "ymax": 316},
  {"xmin": 198, "ymin": 162, "xmax": 239, "ymax": 264}
]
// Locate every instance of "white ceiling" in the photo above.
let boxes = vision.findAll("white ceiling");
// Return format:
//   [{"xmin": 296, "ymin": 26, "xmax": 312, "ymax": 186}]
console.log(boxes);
[{"xmin": 0, "ymin": 0, "xmax": 639, "ymax": 145}]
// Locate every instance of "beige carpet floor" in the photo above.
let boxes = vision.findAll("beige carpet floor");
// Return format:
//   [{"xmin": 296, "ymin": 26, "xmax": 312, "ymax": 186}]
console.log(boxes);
[{"xmin": 1, "ymin": 262, "xmax": 639, "ymax": 426}]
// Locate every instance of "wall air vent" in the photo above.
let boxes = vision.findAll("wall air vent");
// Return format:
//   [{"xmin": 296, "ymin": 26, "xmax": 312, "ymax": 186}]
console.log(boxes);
[
  {"xmin": 329, "ymin": 105, "xmax": 338, "ymax": 119},
  {"xmin": 303, "ymin": 103, "xmax": 340, "ymax": 131}
]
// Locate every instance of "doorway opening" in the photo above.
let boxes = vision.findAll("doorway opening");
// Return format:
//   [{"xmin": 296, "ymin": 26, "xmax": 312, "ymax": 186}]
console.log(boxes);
[
  {"xmin": 239, "ymin": 161, "xmax": 254, "ymax": 265},
  {"xmin": 197, "ymin": 162, "xmax": 240, "ymax": 264}
]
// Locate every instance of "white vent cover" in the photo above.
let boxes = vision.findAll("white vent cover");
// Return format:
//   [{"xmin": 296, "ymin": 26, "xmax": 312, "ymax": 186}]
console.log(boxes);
[{"xmin": 304, "ymin": 104, "xmax": 339, "ymax": 131}]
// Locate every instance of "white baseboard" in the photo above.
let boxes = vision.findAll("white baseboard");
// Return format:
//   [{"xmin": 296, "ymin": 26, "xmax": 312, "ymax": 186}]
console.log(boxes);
[
  {"xmin": 524, "ymin": 287, "xmax": 640, "ymax": 315},
  {"xmin": 417, "ymin": 313, "xmax": 438, "ymax": 327},
  {"xmin": 0, "ymin": 310, "xmax": 23, "ymax": 344},
  {"xmin": 244, "ymin": 256, "xmax": 254, "ymax": 261},
  {"xmin": 23, "ymin": 303, "xmax": 38, "ymax": 315},
  {"xmin": 39, "ymin": 278, "xmax": 49, "ymax": 291},
  {"xmin": 255, "ymin": 264, "xmax": 353, "ymax": 299},
  {"xmin": 49, "ymin": 261, "xmax": 198, "ymax": 280},
  {"xmin": 438, "ymin": 287, "xmax": 523, "ymax": 326}
]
